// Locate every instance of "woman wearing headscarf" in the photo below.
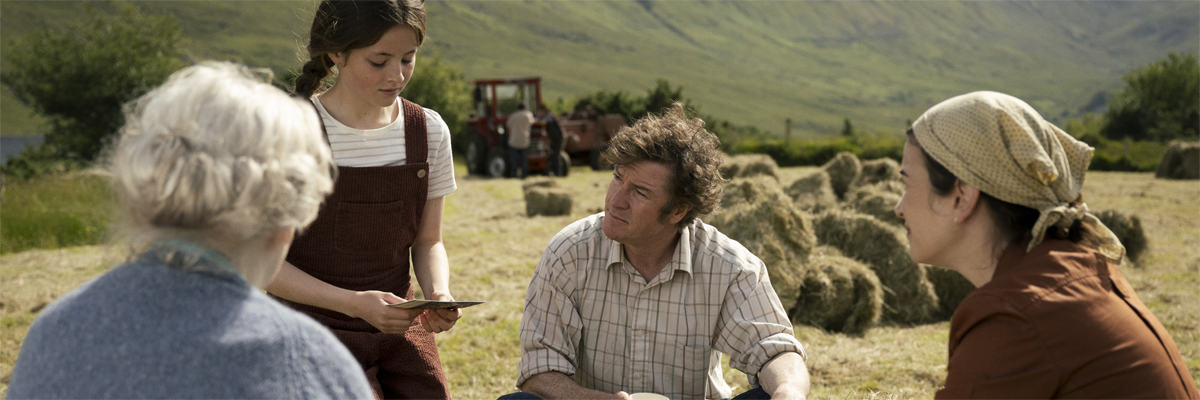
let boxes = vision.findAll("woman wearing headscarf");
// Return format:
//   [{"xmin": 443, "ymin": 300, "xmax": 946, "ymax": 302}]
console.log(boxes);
[{"xmin": 895, "ymin": 91, "xmax": 1197, "ymax": 398}]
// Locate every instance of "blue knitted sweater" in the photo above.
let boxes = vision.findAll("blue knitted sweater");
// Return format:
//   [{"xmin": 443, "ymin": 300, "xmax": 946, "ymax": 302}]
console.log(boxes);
[{"xmin": 7, "ymin": 240, "xmax": 374, "ymax": 399}]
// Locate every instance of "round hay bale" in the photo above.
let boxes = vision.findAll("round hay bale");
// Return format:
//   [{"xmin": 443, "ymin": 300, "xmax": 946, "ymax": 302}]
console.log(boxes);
[
  {"xmin": 822, "ymin": 152, "xmax": 861, "ymax": 200},
  {"xmin": 812, "ymin": 209, "xmax": 939, "ymax": 324},
  {"xmin": 707, "ymin": 200, "xmax": 816, "ymax": 313},
  {"xmin": 845, "ymin": 188, "xmax": 903, "ymax": 227},
  {"xmin": 1095, "ymin": 209, "xmax": 1149, "ymax": 264},
  {"xmin": 721, "ymin": 175, "xmax": 791, "ymax": 210},
  {"xmin": 792, "ymin": 246, "xmax": 883, "ymax": 335},
  {"xmin": 521, "ymin": 177, "xmax": 559, "ymax": 191},
  {"xmin": 719, "ymin": 153, "xmax": 742, "ymax": 179},
  {"xmin": 854, "ymin": 158, "xmax": 901, "ymax": 188},
  {"xmin": 785, "ymin": 171, "xmax": 838, "ymax": 213},
  {"xmin": 858, "ymin": 179, "xmax": 906, "ymax": 197},
  {"xmin": 524, "ymin": 187, "xmax": 572, "ymax": 217},
  {"xmin": 846, "ymin": 180, "xmax": 905, "ymax": 200},
  {"xmin": 924, "ymin": 265, "xmax": 975, "ymax": 319},
  {"xmin": 720, "ymin": 154, "xmax": 780, "ymax": 181},
  {"xmin": 1155, "ymin": 141, "xmax": 1200, "ymax": 180}
]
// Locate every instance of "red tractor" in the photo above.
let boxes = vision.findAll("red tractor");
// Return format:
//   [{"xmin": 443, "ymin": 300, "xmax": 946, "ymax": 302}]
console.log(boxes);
[{"xmin": 464, "ymin": 77, "xmax": 626, "ymax": 177}]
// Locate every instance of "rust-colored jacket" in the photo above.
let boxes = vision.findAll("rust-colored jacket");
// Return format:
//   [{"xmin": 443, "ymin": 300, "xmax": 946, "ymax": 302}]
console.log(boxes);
[{"xmin": 936, "ymin": 240, "xmax": 1198, "ymax": 399}]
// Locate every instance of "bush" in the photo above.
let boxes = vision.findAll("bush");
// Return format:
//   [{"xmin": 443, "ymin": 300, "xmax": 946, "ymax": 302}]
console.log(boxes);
[
  {"xmin": 1101, "ymin": 52, "xmax": 1200, "ymax": 142},
  {"xmin": 1, "ymin": 3, "xmax": 188, "ymax": 164},
  {"xmin": 572, "ymin": 78, "xmax": 695, "ymax": 125},
  {"xmin": 1072, "ymin": 132, "xmax": 1166, "ymax": 172},
  {"xmin": 1, "ymin": 144, "xmax": 84, "ymax": 181}
]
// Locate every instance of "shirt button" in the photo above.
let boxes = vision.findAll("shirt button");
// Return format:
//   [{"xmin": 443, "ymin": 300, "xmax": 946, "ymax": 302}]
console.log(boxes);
[
  {"xmin": 635, "ymin": 330, "xmax": 645, "ymax": 337},
  {"xmin": 633, "ymin": 373, "xmax": 643, "ymax": 380},
  {"xmin": 417, "ymin": 169, "xmax": 427, "ymax": 178}
]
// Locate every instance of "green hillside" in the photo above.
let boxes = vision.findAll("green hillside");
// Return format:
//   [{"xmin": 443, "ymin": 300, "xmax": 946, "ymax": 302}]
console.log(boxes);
[{"xmin": 2, "ymin": 1, "xmax": 1196, "ymax": 138}]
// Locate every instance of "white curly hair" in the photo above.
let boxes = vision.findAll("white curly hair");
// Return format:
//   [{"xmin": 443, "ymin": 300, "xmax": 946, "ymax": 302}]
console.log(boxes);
[{"xmin": 107, "ymin": 61, "xmax": 335, "ymax": 244}]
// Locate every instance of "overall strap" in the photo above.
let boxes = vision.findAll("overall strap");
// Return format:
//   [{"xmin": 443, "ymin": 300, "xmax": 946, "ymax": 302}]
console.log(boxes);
[
  {"xmin": 305, "ymin": 99, "xmax": 332, "ymax": 146},
  {"xmin": 400, "ymin": 98, "xmax": 428, "ymax": 164}
]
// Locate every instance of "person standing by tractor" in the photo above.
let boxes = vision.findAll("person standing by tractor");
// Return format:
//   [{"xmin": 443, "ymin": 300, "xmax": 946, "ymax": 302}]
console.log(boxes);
[
  {"xmin": 266, "ymin": 0, "xmax": 462, "ymax": 398},
  {"xmin": 537, "ymin": 103, "xmax": 565, "ymax": 174},
  {"xmin": 507, "ymin": 103, "xmax": 535, "ymax": 178}
]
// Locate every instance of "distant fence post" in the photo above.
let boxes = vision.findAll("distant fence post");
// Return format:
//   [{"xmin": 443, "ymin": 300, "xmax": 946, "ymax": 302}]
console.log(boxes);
[{"xmin": 785, "ymin": 118, "xmax": 792, "ymax": 145}]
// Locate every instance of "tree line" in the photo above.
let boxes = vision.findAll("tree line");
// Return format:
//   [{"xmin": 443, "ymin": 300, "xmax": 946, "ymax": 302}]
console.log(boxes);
[{"xmin": 3, "ymin": 4, "xmax": 1196, "ymax": 179}]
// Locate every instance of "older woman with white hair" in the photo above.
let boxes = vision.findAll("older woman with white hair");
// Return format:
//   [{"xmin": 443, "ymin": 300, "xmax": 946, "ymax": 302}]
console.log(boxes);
[
  {"xmin": 896, "ymin": 91, "xmax": 1197, "ymax": 398},
  {"xmin": 7, "ymin": 62, "xmax": 373, "ymax": 398}
]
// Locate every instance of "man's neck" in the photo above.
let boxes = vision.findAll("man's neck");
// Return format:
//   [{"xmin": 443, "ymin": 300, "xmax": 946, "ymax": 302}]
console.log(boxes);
[{"xmin": 622, "ymin": 232, "xmax": 681, "ymax": 282}]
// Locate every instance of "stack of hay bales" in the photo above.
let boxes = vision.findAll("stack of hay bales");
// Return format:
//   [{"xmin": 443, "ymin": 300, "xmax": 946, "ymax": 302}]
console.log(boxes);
[
  {"xmin": 822, "ymin": 152, "xmax": 862, "ymax": 199},
  {"xmin": 722, "ymin": 175, "xmax": 791, "ymax": 207},
  {"xmin": 793, "ymin": 246, "xmax": 883, "ymax": 335},
  {"xmin": 813, "ymin": 154, "xmax": 976, "ymax": 321},
  {"xmin": 812, "ymin": 209, "xmax": 940, "ymax": 323},
  {"xmin": 523, "ymin": 178, "xmax": 572, "ymax": 217},
  {"xmin": 708, "ymin": 177, "xmax": 813, "ymax": 314},
  {"xmin": 855, "ymin": 158, "xmax": 902, "ymax": 188},
  {"xmin": 1155, "ymin": 141, "xmax": 1200, "ymax": 180},
  {"xmin": 785, "ymin": 171, "xmax": 838, "ymax": 213},
  {"xmin": 923, "ymin": 266, "xmax": 977, "ymax": 320},
  {"xmin": 720, "ymin": 154, "xmax": 781, "ymax": 180},
  {"xmin": 709, "ymin": 152, "xmax": 979, "ymax": 333},
  {"xmin": 1095, "ymin": 209, "xmax": 1149, "ymax": 264},
  {"xmin": 862, "ymin": 180, "xmax": 905, "ymax": 197},
  {"xmin": 845, "ymin": 185, "xmax": 904, "ymax": 227}
]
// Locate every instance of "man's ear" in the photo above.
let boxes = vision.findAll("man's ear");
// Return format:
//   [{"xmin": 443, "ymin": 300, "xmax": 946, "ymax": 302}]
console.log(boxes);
[
  {"xmin": 667, "ymin": 205, "xmax": 691, "ymax": 227},
  {"xmin": 952, "ymin": 180, "xmax": 983, "ymax": 224}
]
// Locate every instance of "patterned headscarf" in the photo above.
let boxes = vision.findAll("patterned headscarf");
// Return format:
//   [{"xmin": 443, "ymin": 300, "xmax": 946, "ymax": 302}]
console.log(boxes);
[{"xmin": 911, "ymin": 91, "xmax": 1125, "ymax": 262}]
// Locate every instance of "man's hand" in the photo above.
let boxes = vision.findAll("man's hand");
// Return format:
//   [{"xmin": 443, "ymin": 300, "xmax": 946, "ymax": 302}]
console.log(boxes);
[
  {"xmin": 418, "ymin": 292, "xmax": 463, "ymax": 333},
  {"xmin": 758, "ymin": 352, "xmax": 810, "ymax": 400},
  {"xmin": 348, "ymin": 290, "xmax": 422, "ymax": 334}
]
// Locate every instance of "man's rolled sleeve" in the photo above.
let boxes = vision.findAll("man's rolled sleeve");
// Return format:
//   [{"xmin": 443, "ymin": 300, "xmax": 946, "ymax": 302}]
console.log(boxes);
[
  {"xmin": 516, "ymin": 243, "xmax": 584, "ymax": 389},
  {"xmin": 714, "ymin": 257, "xmax": 805, "ymax": 388}
]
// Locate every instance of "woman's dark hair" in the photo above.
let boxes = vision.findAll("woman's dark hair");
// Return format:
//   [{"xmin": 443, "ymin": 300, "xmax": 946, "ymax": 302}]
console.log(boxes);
[
  {"xmin": 905, "ymin": 128, "xmax": 1087, "ymax": 245},
  {"xmin": 293, "ymin": 0, "xmax": 427, "ymax": 98}
]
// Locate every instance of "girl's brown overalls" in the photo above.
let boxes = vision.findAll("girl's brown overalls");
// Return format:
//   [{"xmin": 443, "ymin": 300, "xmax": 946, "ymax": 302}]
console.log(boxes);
[{"xmin": 276, "ymin": 98, "xmax": 450, "ymax": 399}]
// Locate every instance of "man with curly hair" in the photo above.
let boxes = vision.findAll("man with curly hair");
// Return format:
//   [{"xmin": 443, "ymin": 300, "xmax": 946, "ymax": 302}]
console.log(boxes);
[{"xmin": 510, "ymin": 103, "xmax": 810, "ymax": 400}]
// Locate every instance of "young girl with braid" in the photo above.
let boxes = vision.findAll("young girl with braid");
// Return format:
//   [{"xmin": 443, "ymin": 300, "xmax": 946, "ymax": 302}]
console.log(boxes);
[{"xmin": 265, "ymin": 0, "xmax": 461, "ymax": 397}]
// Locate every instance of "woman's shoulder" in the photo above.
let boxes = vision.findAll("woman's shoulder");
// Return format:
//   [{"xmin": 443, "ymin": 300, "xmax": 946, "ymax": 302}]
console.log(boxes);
[
  {"xmin": 953, "ymin": 239, "xmax": 1121, "ymax": 335},
  {"xmin": 976, "ymin": 240, "xmax": 1106, "ymax": 299},
  {"xmin": 30, "ymin": 260, "xmax": 166, "ymax": 323}
]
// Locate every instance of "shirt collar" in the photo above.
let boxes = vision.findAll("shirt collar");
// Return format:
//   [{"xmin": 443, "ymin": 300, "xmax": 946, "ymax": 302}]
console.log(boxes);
[{"xmin": 603, "ymin": 219, "xmax": 696, "ymax": 283}]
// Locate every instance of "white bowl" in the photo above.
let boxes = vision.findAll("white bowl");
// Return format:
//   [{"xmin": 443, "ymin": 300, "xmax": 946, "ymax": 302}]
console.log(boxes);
[{"xmin": 629, "ymin": 393, "xmax": 669, "ymax": 400}]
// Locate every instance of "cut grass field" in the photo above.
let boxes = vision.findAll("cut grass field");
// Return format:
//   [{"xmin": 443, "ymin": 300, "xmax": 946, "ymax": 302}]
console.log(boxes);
[
  {"xmin": 0, "ymin": 172, "xmax": 117, "ymax": 255},
  {"xmin": 1, "ymin": 165, "xmax": 1196, "ymax": 398}
]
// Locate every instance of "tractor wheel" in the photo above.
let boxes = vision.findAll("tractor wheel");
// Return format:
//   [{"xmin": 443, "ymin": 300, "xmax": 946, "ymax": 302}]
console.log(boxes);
[
  {"xmin": 485, "ymin": 148, "xmax": 508, "ymax": 178},
  {"xmin": 549, "ymin": 151, "xmax": 571, "ymax": 177},
  {"xmin": 589, "ymin": 145, "xmax": 611, "ymax": 170},
  {"xmin": 465, "ymin": 131, "xmax": 488, "ymax": 174}
]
